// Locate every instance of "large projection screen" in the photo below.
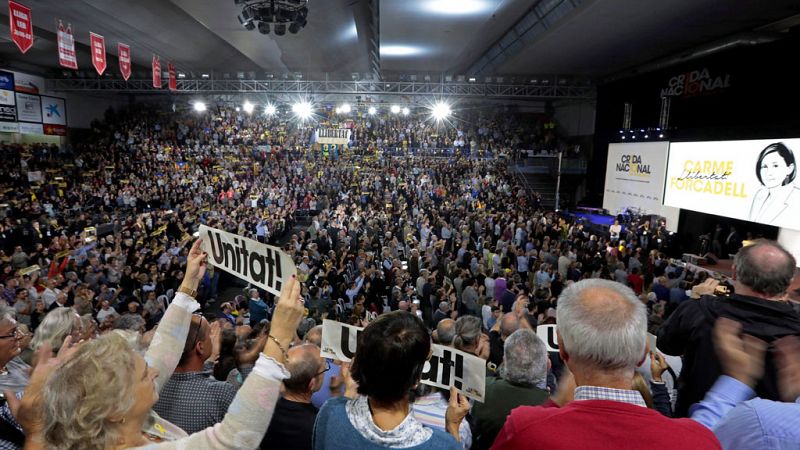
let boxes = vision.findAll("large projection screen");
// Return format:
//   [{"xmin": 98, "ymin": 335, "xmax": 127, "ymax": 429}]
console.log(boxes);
[
  {"xmin": 603, "ymin": 142, "xmax": 680, "ymax": 230},
  {"xmin": 664, "ymin": 138, "xmax": 800, "ymax": 231}
]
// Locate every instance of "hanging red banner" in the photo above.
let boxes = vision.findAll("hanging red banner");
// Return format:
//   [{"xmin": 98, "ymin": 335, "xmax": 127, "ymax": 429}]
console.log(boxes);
[
  {"xmin": 8, "ymin": 1, "xmax": 33, "ymax": 54},
  {"xmin": 118, "ymin": 43, "xmax": 131, "ymax": 81},
  {"xmin": 57, "ymin": 21, "xmax": 77, "ymax": 69},
  {"xmin": 89, "ymin": 32, "xmax": 106, "ymax": 75},
  {"xmin": 168, "ymin": 62, "xmax": 177, "ymax": 90},
  {"xmin": 152, "ymin": 54, "xmax": 162, "ymax": 88}
]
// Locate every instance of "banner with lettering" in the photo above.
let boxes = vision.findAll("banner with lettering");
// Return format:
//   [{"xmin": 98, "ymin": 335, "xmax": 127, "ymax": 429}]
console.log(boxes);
[
  {"xmin": 8, "ymin": 1, "xmax": 33, "ymax": 54},
  {"xmin": 321, "ymin": 319, "xmax": 487, "ymax": 402},
  {"xmin": 57, "ymin": 21, "xmax": 77, "ymax": 69},
  {"xmin": 118, "ymin": 43, "xmax": 131, "ymax": 80},
  {"xmin": 89, "ymin": 32, "xmax": 106, "ymax": 75},
  {"xmin": 168, "ymin": 62, "xmax": 176, "ymax": 90},
  {"xmin": 152, "ymin": 54, "xmax": 161, "ymax": 88},
  {"xmin": 314, "ymin": 128, "xmax": 352, "ymax": 145},
  {"xmin": 199, "ymin": 225, "xmax": 296, "ymax": 296},
  {"xmin": 664, "ymin": 138, "xmax": 800, "ymax": 231}
]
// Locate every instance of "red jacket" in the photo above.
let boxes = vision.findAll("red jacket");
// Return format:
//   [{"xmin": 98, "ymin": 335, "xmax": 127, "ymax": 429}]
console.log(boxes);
[{"xmin": 491, "ymin": 400, "xmax": 720, "ymax": 450}]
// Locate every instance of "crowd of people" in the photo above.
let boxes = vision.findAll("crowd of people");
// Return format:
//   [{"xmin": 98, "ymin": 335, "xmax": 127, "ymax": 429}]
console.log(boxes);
[{"xmin": 0, "ymin": 103, "xmax": 799, "ymax": 449}]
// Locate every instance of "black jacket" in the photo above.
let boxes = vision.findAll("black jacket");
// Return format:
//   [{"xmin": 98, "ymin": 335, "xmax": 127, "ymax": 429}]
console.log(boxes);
[{"xmin": 657, "ymin": 293, "xmax": 800, "ymax": 417}]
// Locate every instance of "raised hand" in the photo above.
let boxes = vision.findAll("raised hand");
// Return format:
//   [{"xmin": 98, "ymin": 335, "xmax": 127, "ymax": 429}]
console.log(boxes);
[{"xmin": 713, "ymin": 317, "xmax": 766, "ymax": 387}]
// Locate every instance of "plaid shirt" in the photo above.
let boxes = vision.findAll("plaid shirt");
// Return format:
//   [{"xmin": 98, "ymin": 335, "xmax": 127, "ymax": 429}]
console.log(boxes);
[
  {"xmin": 574, "ymin": 385, "xmax": 648, "ymax": 408},
  {"xmin": 152, "ymin": 370, "xmax": 237, "ymax": 435}
]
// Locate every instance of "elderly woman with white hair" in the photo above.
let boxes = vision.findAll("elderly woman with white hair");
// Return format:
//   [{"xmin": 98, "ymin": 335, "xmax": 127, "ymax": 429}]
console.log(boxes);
[
  {"xmin": 29, "ymin": 307, "xmax": 83, "ymax": 354},
  {"xmin": 14, "ymin": 240, "xmax": 305, "ymax": 450}
]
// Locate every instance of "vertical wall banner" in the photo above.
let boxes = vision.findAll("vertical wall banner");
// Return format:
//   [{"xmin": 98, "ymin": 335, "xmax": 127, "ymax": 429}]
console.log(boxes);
[
  {"xmin": 8, "ymin": 1, "xmax": 33, "ymax": 54},
  {"xmin": 168, "ymin": 62, "xmax": 177, "ymax": 90},
  {"xmin": 152, "ymin": 54, "xmax": 162, "ymax": 88},
  {"xmin": 118, "ymin": 43, "xmax": 131, "ymax": 81},
  {"xmin": 89, "ymin": 32, "xmax": 106, "ymax": 75},
  {"xmin": 57, "ymin": 21, "xmax": 78, "ymax": 69}
]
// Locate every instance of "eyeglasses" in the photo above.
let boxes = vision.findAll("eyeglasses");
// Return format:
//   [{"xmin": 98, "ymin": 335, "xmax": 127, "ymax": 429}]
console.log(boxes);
[
  {"xmin": 314, "ymin": 359, "xmax": 331, "ymax": 377},
  {"xmin": 0, "ymin": 328, "xmax": 23, "ymax": 340}
]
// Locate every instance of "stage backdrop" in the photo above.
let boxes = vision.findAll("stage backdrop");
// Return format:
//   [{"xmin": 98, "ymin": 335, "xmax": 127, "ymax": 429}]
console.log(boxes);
[
  {"xmin": 664, "ymin": 138, "xmax": 800, "ymax": 231},
  {"xmin": 603, "ymin": 142, "xmax": 680, "ymax": 230}
]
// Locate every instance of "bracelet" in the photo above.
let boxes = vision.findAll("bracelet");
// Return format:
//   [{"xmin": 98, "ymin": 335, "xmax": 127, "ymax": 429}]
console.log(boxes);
[{"xmin": 267, "ymin": 334, "xmax": 289, "ymax": 361}]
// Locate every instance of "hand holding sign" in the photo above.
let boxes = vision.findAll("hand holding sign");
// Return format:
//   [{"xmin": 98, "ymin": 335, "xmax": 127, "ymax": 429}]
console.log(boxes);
[{"xmin": 183, "ymin": 239, "xmax": 207, "ymax": 292}]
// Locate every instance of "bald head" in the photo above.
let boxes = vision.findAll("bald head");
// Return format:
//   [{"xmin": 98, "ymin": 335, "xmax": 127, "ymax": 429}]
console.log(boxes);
[
  {"xmin": 557, "ymin": 279, "xmax": 647, "ymax": 371},
  {"xmin": 304, "ymin": 325, "xmax": 323, "ymax": 346},
  {"xmin": 436, "ymin": 318, "xmax": 456, "ymax": 345},
  {"xmin": 499, "ymin": 313, "xmax": 520, "ymax": 339},
  {"xmin": 283, "ymin": 344, "xmax": 325, "ymax": 395},
  {"xmin": 734, "ymin": 240, "xmax": 796, "ymax": 297}
]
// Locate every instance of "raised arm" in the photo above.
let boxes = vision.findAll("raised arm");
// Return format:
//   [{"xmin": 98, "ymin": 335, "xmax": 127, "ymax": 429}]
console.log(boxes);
[
  {"xmin": 144, "ymin": 240, "xmax": 206, "ymax": 394},
  {"xmin": 139, "ymin": 276, "xmax": 305, "ymax": 450}
]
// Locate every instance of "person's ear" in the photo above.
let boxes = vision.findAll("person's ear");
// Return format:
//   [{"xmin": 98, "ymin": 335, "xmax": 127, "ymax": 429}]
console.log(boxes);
[{"xmin": 557, "ymin": 333, "xmax": 568, "ymax": 363}]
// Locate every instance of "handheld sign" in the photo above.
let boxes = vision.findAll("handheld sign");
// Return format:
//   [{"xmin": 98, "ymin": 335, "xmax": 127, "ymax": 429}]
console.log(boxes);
[
  {"xmin": 321, "ymin": 319, "xmax": 487, "ymax": 402},
  {"xmin": 199, "ymin": 225, "xmax": 296, "ymax": 297},
  {"xmin": 536, "ymin": 324, "xmax": 559, "ymax": 353}
]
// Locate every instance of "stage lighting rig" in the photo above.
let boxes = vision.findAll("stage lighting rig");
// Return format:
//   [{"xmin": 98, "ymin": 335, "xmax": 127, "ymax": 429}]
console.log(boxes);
[{"xmin": 237, "ymin": 0, "xmax": 309, "ymax": 35}]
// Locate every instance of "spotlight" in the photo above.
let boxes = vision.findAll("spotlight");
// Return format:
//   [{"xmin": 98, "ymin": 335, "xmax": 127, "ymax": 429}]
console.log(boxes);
[
  {"xmin": 235, "ymin": 107, "xmax": 241, "ymax": 112},
  {"xmin": 390, "ymin": 105, "xmax": 400, "ymax": 114},
  {"xmin": 644, "ymin": 134, "xmax": 649, "ymax": 139},
  {"xmin": 339, "ymin": 103, "xmax": 351, "ymax": 114},
  {"xmin": 659, "ymin": 134, "xmax": 664, "ymax": 138},
  {"xmin": 275, "ymin": 23, "xmax": 286, "ymax": 36},
  {"xmin": 631, "ymin": 135, "xmax": 636, "ymax": 139},
  {"xmin": 265, "ymin": 104, "xmax": 276, "ymax": 116},
  {"xmin": 402, "ymin": 107, "xmax": 410, "ymax": 116},
  {"xmin": 243, "ymin": 101, "xmax": 254, "ymax": 114},
  {"xmin": 244, "ymin": 21, "xmax": 256, "ymax": 31},
  {"xmin": 292, "ymin": 101, "xmax": 313, "ymax": 120},
  {"xmin": 431, "ymin": 102, "xmax": 451, "ymax": 121},
  {"xmin": 289, "ymin": 22, "xmax": 302, "ymax": 34},
  {"xmin": 258, "ymin": 21, "xmax": 270, "ymax": 34},
  {"xmin": 193, "ymin": 101, "xmax": 206, "ymax": 112},
  {"xmin": 622, "ymin": 136, "xmax": 626, "ymax": 140},
  {"xmin": 368, "ymin": 106, "xmax": 377, "ymax": 115},
  {"xmin": 619, "ymin": 130, "xmax": 624, "ymax": 134}
]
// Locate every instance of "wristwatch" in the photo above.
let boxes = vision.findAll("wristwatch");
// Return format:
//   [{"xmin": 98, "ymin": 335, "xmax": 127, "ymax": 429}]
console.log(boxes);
[{"xmin": 177, "ymin": 285, "xmax": 198, "ymax": 298}]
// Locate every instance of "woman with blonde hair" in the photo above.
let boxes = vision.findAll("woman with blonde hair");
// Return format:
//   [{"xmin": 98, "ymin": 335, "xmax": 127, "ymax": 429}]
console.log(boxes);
[
  {"xmin": 15, "ymin": 240, "xmax": 305, "ymax": 450},
  {"xmin": 29, "ymin": 307, "xmax": 82, "ymax": 353}
]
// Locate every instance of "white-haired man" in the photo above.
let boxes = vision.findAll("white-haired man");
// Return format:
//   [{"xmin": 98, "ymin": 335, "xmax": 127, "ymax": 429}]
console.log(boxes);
[{"xmin": 492, "ymin": 279, "xmax": 720, "ymax": 449}]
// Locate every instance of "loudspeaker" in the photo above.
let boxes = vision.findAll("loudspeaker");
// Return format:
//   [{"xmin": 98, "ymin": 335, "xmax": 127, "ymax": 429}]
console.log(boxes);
[{"xmin": 703, "ymin": 253, "xmax": 718, "ymax": 265}]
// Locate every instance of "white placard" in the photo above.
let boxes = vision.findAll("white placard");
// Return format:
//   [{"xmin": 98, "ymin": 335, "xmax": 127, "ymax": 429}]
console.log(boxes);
[
  {"xmin": 320, "ymin": 319, "xmax": 487, "ymax": 402},
  {"xmin": 536, "ymin": 324, "xmax": 560, "ymax": 353},
  {"xmin": 199, "ymin": 225, "xmax": 296, "ymax": 296},
  {"xmin": 603, "ymin": 142, "xmax": 680, "ymax": 230},
  {"xmin": 0, "ymin": 121, "xmax": 18, "ymax": 132},
  {"xmin": 664, "ymin": 138, "xmax": 800, "ymax": 230}
]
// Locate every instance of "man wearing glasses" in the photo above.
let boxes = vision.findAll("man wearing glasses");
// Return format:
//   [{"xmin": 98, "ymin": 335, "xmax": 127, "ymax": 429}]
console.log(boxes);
[
  {"xmin": 152, "ymin": 312, "xmax": 234, "ymax": 434},
  {"xmin": 260, "ymin": 343, "xmax": 328, "ymax": 450}
]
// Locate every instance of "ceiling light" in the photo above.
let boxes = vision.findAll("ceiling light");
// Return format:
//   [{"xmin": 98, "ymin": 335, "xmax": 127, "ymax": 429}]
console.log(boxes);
[
  {"xmin": 265, "ymin": 104, "xmax": 276, "ymax": 115},
  {"xmin": 243, "ymin": 101, "xmax": 254, "ymax": 114},
  {"xmin": 292, "ymin": 101, "xmax": 313, "ymax": 120},
  {"xmin": 423, "ymin": 0, "xmax": 491, "ymax": 15},
  {"xmin": 339, "ymin": 103, "xmax": 351, "ymax": 114},
  {"xmin": 431, "ymin": 102, "xmax": 451, "ymax": 121},
  {"xmin": 235, "ymin": 106, "xmax": 241, "ymax": 112},
  {"xmin": 368, "ymin": 106, "xmax": 377, "ymax": 115},
  {"xmin": 390, "ymin": 105, "xmax": 400, "ymax": 114},
  {"xmin": 193, "ymin": 102, "xmax": 206, "ymax": 112},
  {"xmin": 381, "ymin": 45, "xmax": 424, "ymax": 56},
  {"xmin": 402, "ymin": 107, "xmax": 410, "ymax": 116}
]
